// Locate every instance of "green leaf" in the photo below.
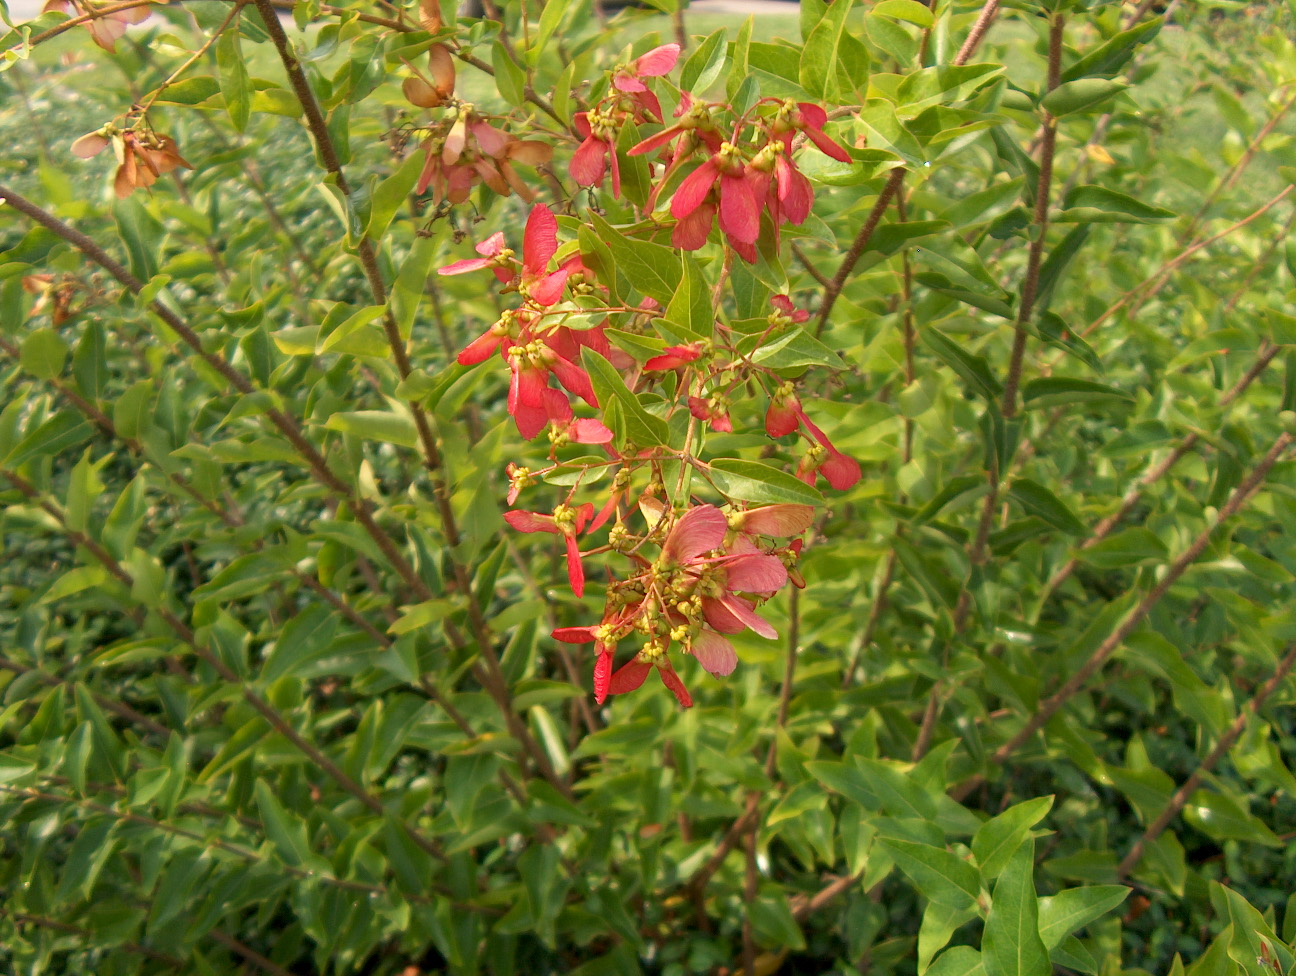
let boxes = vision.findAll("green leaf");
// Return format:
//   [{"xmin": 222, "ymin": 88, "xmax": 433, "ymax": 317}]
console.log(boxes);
[
  {"xmin": 581, "ymin": 348, "xmax": 670, "ymax": 448},
  {"xmin": 152, "ymin": 76, "xmax": 221, "ymax": 105},
  {"xmin": 858, "ymin": 99, "xmax": 926, "ymax": 165},
  {"xmin": 664, "ymin": 254, "xmax": 712, "ymax": 340},
  {"xmin": 20, "ymin": 327, "xmax": 67, "ymax": 379},
  {"xmin": 1056, "ymin": 186, "xmax": 1176, "ymax": 224},
  {"xmin": 983, "ymin": 838, "xmax": 1050, "ymax": 976},
  {"xmin": 589, "ymin": 212, "xmax": 680, "ymax": 306},
  {"xmin": 727, "ymin": 16, "xmax": 753, "ymax": 100},
  {"xmin": 261, "ymin": 604, "xmax": 346, "ymax": 682},
  {"xmin": 705, "ymin": 458, "xmax": 825, "ymax": 507},
  {"xmin": 1037, "ymin": 886, "xmax": 1130, "ymax": 949},
  {"xmin": 215, "ymin": 27, "xmax": 251, "ymax": 131},
  {"xmin": 528, "ymin": 0, "xmax": 569, "ymax": 65},
  {"xmin": 72, "ymin": 320, "xmax": 107, "ymax": 400},
  {"xmin": 912, "ymin": 475, "xmax": 985, "ymax": 528},
  {"xmin": 800, "ymin": 0, "xmax": 851, "ymax": 99},
  {"xmin": 1183, "ymin": 790, "xmax": 1282, "ymax": 846},
  {"xmin": 748, "ymin": 891, "xmax": 807, "ymax": 950},
  {"xmin": 113, "ymin": 197, "xmax": 162, "ymax": 281},
  {"xmin": 1041, "ymin": 79, "xmax": 1128, "ymax": 118},
  {"xmin": 1074, "ymin": 528, "xmax": 1167, "ymax": 568},
  {"xmin": 749, "ymin": 328, "xmax": 845, "ymax": 370},
  {"xmin": 254, "ymin": 779, "xmax": 313, "ymax": 867},
  {"xmin": 113, "ymin": 381, "xmax": 152, "ymax": 440},
  {"xmin": 973, "ymin": 796, "xmax": 1054, "ymax": 880},
  {"xmin": 318, "ymin": 303, "xmax": 388, "ymax": 355},
  {"xmin": 324, "ymin": 409, "xmax": 418, "ymax": 448},
  {"xmin": 55, "ymin": 817, "xmax": 118, "ymax": 902},
  {"xmin": 494, "ymin": 39, "xmax": 527, "ymax": 103},
  {"xmin": 681, "ymin": 29, "xmax": 727, "ymax": 94},
  {"xmin": 4, "ymin": 411, "xmax": 92, "ymax": 467},
  {"xmin": 872, "ymin": 0, "xmax": 934, "ymax": 27},
  {"xmin": 806, "ymin": 760, "xmax": 880, "ymax": 810},
  {"xmin": 366, "ymin": 151, "xmax": 423, "ymax": 242},
  {"xmin": 880, "ymin": 837, "xmax": 983, "ymax": 911},
  {"xmin": 855, "ymin": 757, "xmax": 938, "ymax": 821},
  {"xmin": 928, "ymin": 947, "xmax": 986, "ymax": 976},
  {"xmin": 1059, "ymin": 17, "xmax": 1163, "ymax": 83},
  {"xmin": 1021, "ymin": 377, "xmax": 1133, "ymax": 409},
  {"xmin": 922, "ymin": 328, "xmax": 1002, "ymax": 400},
  {"xmin": 1009, "ymin": 479, "xmax": 1085, "ymax": 536}
]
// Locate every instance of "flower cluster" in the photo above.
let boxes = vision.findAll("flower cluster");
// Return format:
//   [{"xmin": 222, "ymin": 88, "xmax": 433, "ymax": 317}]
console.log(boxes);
[
  {"xmin": 570, "ymin": 53, "xmax": 853, "ymax": 263},
  {"xmin": 553, "ymin": 503, "xmax": 811, "ymax": 706},
  {"xmin": 430, "ymin": 46, "xmax": 863, "ymax": 708},
  {"xmin": 439, "ymin": 204, "xmax": 617, "ymax": 440},
  {"xmin": 71, "ymin": 124, "xmax": 192, "ymax": 199},
  {"xmin": 571, "ymin": 43, "xmax": 681, "ymax": 197},
  {"xmin": 402, "ymin": 47, "xmax": 552, "ymax": 205}
]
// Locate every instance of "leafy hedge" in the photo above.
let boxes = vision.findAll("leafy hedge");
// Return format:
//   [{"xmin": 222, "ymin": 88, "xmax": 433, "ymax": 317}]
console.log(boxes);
[{"xmin": 2, "ymin": 0, "xmax": 1296, "ymax": 974}]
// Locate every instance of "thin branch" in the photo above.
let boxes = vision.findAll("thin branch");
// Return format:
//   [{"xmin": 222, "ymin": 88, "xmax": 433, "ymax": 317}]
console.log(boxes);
[
  {"xmin": 1116, "ymin": 642, "xmax": 1296, "ymax": 880},
  {"xmin": 1002, "ymin": 12, "xmax": 1063, "ymax": 421},
  {"xmin": 248, "ymin": 1, "xmax": 570, "ymax": 796},
  {"xmin": 0, "ymin": 183, "xmax": 434, "ymax": 606},
  {"xmin": 1181, "ymin": 88, "xmax": 1296, "ymax": 244},
  {"xmin": 952, "ymin": 430, "xmax": 1294, "ymax": 800},
  {"xmin": 0, "ymin": 468, "xmax": 450, "ymax": 867},
  {"xmin": 815, "ymin": 167, "xmax": 906, "ymax": 337},
  {"xmin": 1083, "ymin": 185, "xmax": 1293, "ymax": 338},
  {"xmin": 953, "ymin": 0, "xmax": 1001, "ymax": 67},
  {"xmin": 1038, "ymin": 341, "xmax": 1279, "ymax": 605}
]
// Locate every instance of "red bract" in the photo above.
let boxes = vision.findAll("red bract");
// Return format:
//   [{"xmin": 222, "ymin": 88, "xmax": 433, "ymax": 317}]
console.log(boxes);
[
  {"xmin": 731, "ymin": 504, "xmax": 816, "ymax": 537},
  {"xmin": 687, "ymin": 396, "xmax": 732, "ymax": 433},
  {"xmin": 571, "ymin": 111, "xmax": 621, "ymax": 197},
  {"xmin": 607, "ymin": 649, "xmax": 693, "ymax": 707},
  {"xmin": 765, "ymin": 386, "xmax": 861, "ymax": 491},
  {"xmin": 770, "ymin": 294, "xmax": 810, "ymax": 324},
  {"xmin": 402, "ymin": 45, "xmax": 456, "ymax": 109},
  {"xmin": 612, "ymin": 43, "xmax": 680, "ymax": 93},
  {"xmin": 670, "ymin": 144, "xmax": 764, "ymax": 251},
  {"xmin": 45, "ymin": 0, "xmax": 151, "ymax": 51},
  {"xmin": 504, "ymin": 503, "xmax": 595, "ymax": 597},
  {"xmin": 772, "ymin": 101, "xmax": 853, "ymax": 164},
  {"xmin": 438, "ymin": 231, "xmax": 513, "ymax": 283},
  {"xmin": 796, "ymin": 411, "xmax": 862, "ymax": 491},
  {"xmin": 438, "ymin": 204, "xmax": 574, "ymax": 307},
  {"xmin": 645, "ymin": 342, "xmax": 706, "ymax": 371}
]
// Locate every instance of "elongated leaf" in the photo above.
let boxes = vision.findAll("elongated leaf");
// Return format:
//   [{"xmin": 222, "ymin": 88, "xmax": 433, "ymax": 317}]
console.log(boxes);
[
  {"xmin": 1037, "ymin": 885, "xmax": 1130, "ymax": 949},
  {"xmin": 984, "ymin": 839, "xmax": 1050, "ymax": 976},
  {"xmin": 581, "ymin": 348, "xmax": 671, "ymax": 448},
  {"xmin": 1009, "ymin": 479, "xmax": 1085, "ymax": 536},
  {"xmin": 880, "ymin": 837, "xmax": 983, "ymax": 910},
  {"xmin": 973, "ymin": 796, "xmax": 1054, "ymax": 880},
  {"xmin": 706, "ymin": 458, "xmax": 825, "ymax": 506}
]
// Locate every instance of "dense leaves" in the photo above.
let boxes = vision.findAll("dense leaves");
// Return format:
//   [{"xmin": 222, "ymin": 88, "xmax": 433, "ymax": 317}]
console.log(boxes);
[{"xmin": 1, "ymin": 1, "xmax": 1296, "ymax": 975}]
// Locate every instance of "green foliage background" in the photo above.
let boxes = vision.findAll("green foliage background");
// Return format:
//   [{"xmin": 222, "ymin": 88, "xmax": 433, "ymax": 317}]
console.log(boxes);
[{"xmin": 2, "ymin": 1, "xmax": 1296, "ymax": 974}]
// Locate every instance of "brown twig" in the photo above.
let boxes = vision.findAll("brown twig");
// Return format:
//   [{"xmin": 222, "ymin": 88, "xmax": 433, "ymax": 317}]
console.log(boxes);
[
  {"xmin": 815, "ymin": 168, "xmax": 906, "ymax": 337},
  {"xmin": 953, "ymin": 0, "xmax": 1001, "ymax": 67},
  {"xmin": 1038, "ymin": 342, "xmax": 1279, "ymax": 606},
  {"xmin": 249, "ymin": 0, "xmax": 570, "ymax": 796},
  {"xmin": 952, "ymin": 430, "xmax": 1294, "ymax": 800},
  {"xmin": 1083, "ymin": 186, "xmax": 1293, "ymax": 338},
  {"xmin": 1115, "ymin": 642, "xmax": 1296, "ymax": 880}
]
